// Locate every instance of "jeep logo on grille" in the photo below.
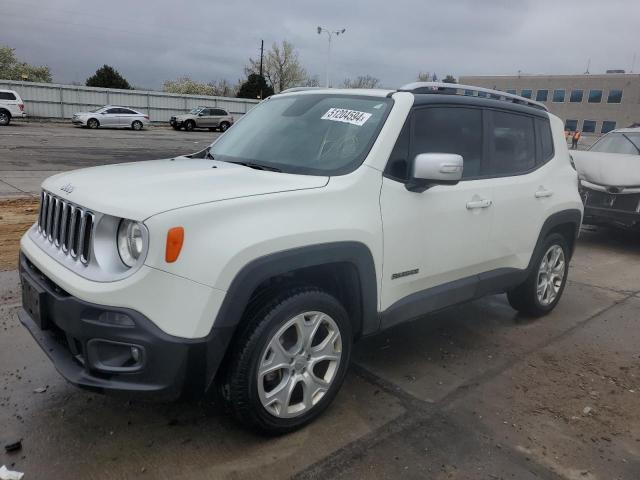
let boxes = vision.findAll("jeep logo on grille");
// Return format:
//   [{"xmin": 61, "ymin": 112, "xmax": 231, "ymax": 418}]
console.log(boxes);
[
  {"xmin": 60, "ymin": 183, "xmax": 74, "ymax": 194},
  {"xmin": 606, "ymin": 186, "xmax": 622, "ymax": 194}
]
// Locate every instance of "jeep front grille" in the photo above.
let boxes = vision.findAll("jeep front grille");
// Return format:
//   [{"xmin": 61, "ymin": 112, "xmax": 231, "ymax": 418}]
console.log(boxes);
[{"xmin": 37, "ymin": 191, "xmax": 94, "ymax": 264}]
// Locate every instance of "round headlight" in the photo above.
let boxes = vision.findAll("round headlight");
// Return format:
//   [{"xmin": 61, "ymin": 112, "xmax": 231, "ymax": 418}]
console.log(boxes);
[{"xmin": 117, "ymin": 219, "xmax": 145, "ymax": 267}]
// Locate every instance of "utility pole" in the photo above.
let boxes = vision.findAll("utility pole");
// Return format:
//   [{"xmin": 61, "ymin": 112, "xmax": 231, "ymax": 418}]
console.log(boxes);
[
  {"xmin": 259, "ymin": 39, "xmax": 264, "ymax": 99},
  {"xmin": 317, "ymin": 27, "xmax": 346, "ymax": 88}
]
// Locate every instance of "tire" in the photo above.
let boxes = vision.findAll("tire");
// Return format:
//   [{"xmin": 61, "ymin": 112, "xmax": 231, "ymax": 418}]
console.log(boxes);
[
  {"xmin": 184, "ymin": 120, "xmax": 195, "ymax": 131},
  {"xmin": 172, "ymin": 125, "xmax": 181, "ymax": 130},
  {"xmin": 208, "ymin": 127, "xmax": 216, "ymax": 131},
  {"xmin": 131, "ymin": 120, "xmax": 143, "ymax": 131},
  {"xmin": 222, "ymin": 287, "xmax": 352, "ymax": 434},
  {"xmin": 87, "ymin": 118, "xmax": 99, "ymax": 129},
  {"xmin": 219, "ymin": 121, "xmax": 230, "ymax": 132},
  {"xmin": 0, "ymin": 110, "xmax": 11, "ymax": 126},
  {"xmin": 507, "ymin": 233, "xmax": 569, "ymax": 317}
]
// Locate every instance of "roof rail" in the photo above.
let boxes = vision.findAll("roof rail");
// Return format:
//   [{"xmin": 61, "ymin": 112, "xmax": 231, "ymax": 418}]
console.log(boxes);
[
  {"xmin": 280, "ymin": 86, "xmax": 322, "ymax": 94},
  {"xmin": 398, "ymin": 82, "xmax": 548, "ymax": 111}
]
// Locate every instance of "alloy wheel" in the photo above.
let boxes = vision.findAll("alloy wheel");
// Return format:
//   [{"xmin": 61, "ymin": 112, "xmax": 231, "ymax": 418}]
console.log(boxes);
[{"xmin": 536, "ymin": 244, "xmax": 565, "ymax": 306}]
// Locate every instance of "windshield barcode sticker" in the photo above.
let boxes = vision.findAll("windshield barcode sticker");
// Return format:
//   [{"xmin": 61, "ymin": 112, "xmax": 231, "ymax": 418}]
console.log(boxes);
[{"xmin": 321, "ymin": 108, "xmax": 372, "ymax": 126}]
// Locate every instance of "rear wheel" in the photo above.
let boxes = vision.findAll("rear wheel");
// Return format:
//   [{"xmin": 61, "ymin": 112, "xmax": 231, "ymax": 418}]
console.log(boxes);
[
  {"xmin": 507, "ymin": 233, "xmax": 569, "ymax": 317},
  {"xmin": 87, "ymin": 118, "xmax": 99, "ymax": 129},
  {"xmin": 219, "ymin": 121, "xmax": 230, "ymax": 132},
  {"xmin": 223, "ymin": 288, "xmax": 352, "ymax": 434},
  {"xmin": 0, "ymin": 110, "xmax": 11, "ymax": 126},
  {"xmin": 131, "ymin": 120, "xmax": 143, "ymax": 131},
  {"xmin": 184, "ymin": 120, "xmax": 195, "ymax": 131}
]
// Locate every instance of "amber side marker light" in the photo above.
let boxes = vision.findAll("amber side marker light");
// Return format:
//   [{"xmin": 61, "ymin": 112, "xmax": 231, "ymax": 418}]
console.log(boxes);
[{"xmin": 165, "ymin": 227, "xmax": 184, "ymax": 263}]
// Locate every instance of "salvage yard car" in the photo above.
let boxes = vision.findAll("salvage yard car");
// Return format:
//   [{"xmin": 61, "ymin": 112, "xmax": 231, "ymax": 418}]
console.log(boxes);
[
  {"xmin": 19, "ymin": 83, "xmax": 583, "ymax": 433},
  {"xmin": 72, "ymin": 105, "xmax": 150, "ymax": 130},
  {"xmin": 0, "ymin": 89, "xmax": 26, "ymax": 126},
  {"xmin": 170, "ymin": 106, "xmax": 233, "ymax": 131},
  {"xmin": 573, "ymin": 127, "xmax": 640, "ymax": 230}
]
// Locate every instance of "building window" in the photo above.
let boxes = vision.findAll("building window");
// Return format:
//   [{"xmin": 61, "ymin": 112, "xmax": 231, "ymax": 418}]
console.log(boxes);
[
  {"xmin": 553, "ymin": 89, "xmax": 565, "ymax": 102},
  {"xmin": 506, "ymin": 89, "xmax": 516, "ymax": 95},
  {"xmin": 582, "ymin": 120, "xmax": 596, "ymax": 133},
  {"xmin": 607, "ymin": 89, "xmax": 623, "ymax": 103},
  {"xmin": 601, "ymin": 121, "xmax": 616, "ymax": 133},
  {"xmin": 565, "ymin": 119, "xmax": 578, "ymax": 131},
  {"xmin": 588, "ymin": 90, "xmax": 602, "ymax": 103},
  {"xmin": 520, "ymin": 89, "xmax": 532, "ymax": 99},
  {"xmin": 536, "ymin": 90, "xmax": 548, "ymax": 102},
  {"xmin": 570, "ymin": 90, "xmax": 583, "ymax": 103}
]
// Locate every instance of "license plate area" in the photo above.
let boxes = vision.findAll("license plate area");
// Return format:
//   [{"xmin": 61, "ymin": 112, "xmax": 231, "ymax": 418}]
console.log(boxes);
[{"xmin": 21, "ymin": 275, "xmax": 49, "ymax": 329}]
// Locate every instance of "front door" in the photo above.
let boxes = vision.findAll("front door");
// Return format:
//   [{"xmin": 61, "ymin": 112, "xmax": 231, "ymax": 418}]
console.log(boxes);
[{"xmin": 380, "ymin": 106, "xmax": 494, "ymax": 321}]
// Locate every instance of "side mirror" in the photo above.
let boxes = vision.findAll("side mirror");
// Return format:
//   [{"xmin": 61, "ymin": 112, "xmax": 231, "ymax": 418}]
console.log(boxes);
[{"xmin": 406, "ymin": 153, "xmax": 463, "ymax": 192}]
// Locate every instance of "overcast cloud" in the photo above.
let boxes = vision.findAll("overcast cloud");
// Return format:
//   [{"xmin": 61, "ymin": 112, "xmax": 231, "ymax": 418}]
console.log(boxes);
[{"xmin": 2, "ymin": 0, "xmax": 639, "ymax": 90}]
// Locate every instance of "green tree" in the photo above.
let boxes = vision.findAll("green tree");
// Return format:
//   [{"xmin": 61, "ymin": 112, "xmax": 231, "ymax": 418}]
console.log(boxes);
[
  {"xmin": 86, "ymin": 65, "xmax": 131, "ymax": 89},
  {"xmin": 442, "ymin": 74, "xmax": 457, "ymax": 84},
  {"xmin": 246, "ymin": 41, "xmax": 307, "ymax": 93},
  {"xmin": 0, "ymin": 45, "xmax": 52, "ymax": 82},
  {"xmin": 237, "ymin": 73, "xmax": 274, "ymax": 99},
  {"xmin": 343, "ymin": 75, "xmax": 380, "ymax": 89}
]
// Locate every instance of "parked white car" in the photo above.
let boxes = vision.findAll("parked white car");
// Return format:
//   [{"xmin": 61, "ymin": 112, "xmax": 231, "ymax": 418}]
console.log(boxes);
[
  {"xmin": 573, "ymin": 128, "xmax": 640, "ymax": 230},
  {"xmin": 72, "ymin": 105, "xmax": 150, "ymax": 130},
  {"xmin": 19, "ymin": 83, "xmax": 582, "ymax": 433},
  {"xmin": 0, "ymin": 89, "xmax": 26, "ymax": 125}
]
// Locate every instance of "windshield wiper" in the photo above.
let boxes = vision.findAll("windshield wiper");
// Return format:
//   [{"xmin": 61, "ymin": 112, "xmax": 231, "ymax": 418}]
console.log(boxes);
[{"xmin": 227, "ymin": 161, "xmax": 282, "ymax": 172}]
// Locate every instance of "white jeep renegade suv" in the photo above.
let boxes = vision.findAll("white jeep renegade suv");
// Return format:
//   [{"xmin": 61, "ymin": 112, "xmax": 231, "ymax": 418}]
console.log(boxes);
[{"xmin": 19, "ymin": 83, "xmax": 582, "ymax": 433}]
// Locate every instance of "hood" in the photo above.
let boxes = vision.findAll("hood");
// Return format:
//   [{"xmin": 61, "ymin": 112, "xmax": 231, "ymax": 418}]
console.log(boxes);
[
  {"xmin": 174, "ymin": 114, "xmax": 191, "ymax": 119},
  {"xmin": 573, "ymin": 150, "xmax": 640, "ymax": 187},
  {"xmin": 42, "ymin": 157, "xmax": 329, "ymax": 221}
]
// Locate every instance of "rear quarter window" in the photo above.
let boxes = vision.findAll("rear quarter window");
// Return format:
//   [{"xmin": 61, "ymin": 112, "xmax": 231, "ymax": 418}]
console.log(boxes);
[{"xmin": 0, "ymin": 92, "xmax": 17, "ymax": 100}]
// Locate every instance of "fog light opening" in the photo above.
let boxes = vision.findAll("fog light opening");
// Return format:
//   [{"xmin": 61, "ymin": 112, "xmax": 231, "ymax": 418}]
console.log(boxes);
[{"xmin": 87, "ymin": 339, "xmax": 145, "ymax": 373}]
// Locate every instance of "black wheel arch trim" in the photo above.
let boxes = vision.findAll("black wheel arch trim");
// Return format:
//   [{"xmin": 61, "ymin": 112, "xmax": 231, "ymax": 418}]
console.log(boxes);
[{"xmin": 528, "ymin": 208, "xmax": 582, "ymax": 268}]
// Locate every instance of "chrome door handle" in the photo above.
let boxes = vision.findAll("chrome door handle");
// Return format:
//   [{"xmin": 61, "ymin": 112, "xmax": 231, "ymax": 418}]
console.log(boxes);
[
  {"xmin": 466, "ymin": 199, "xmax": 492, "ymax": 209},
  {"xmin": 535, "ymin": 188, "xmax": 554, "ymax": 198}
]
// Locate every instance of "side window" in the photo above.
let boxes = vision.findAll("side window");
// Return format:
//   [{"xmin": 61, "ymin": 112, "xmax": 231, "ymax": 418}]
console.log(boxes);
[
  {"xmin": 536, "ymin": 118, "xmax": 554, "ymax": 163},
  {"xmin": 120, "ymin": 108, "xmax": 136, "ymax": 114},
  {"xmin": 106, "ymin": 108, "xmax": 119, "ymax": 114},
  {"xmin": 411, "ymin": 107, "xmax": 483, "ymax": 179},
  {"xmin": 486, "ymin": 111, "xmax": 536, "ymax": 176},
  {"xmin": 384, "ymin": 118, "xmax": 410, "ymax": 181},
  {"xmin": 0, "ymin": 92, "xmax": 17, "ymax": 100},
  {"xmin": 213, "ymin": 109, "xmax": 227, "ymax": 116}
]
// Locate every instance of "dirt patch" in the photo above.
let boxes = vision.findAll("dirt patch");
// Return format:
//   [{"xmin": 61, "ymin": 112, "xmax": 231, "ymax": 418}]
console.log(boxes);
[{"xmin": 0, "ymin": 197, "xmax": 39, "ymax": 271}]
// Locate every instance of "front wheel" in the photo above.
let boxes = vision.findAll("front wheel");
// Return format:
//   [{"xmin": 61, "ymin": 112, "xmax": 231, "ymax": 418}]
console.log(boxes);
[
  {"xmin": 508, "ymin": 233, "xmax": 569, "ymax": 317},
  {"xmin": 87, "ymin": 118, "xmax": 99, "ymax": 129},
  {"xmin": 223, "ymin": 288, "xmax": 352, "ymax": 434},
  {"xmin": 184, "ymin": 120, "xmax": 195, "ymax": 131}
]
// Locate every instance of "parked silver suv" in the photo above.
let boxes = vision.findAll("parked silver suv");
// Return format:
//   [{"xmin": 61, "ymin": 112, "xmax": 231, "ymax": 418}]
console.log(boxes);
[{"xmin": 170, "ymin": 106, "xmax": 234, "ymax": 132}]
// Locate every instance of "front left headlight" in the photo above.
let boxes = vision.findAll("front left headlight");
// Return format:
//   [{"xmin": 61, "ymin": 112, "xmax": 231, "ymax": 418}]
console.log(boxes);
[{"xmin": 117, "ymin": 219, "xmax": 145, "ymax": 267}]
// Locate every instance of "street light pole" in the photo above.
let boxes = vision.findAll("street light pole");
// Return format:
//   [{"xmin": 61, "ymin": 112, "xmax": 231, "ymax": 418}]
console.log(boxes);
[{"xmin": 317, "ymin": 27, "xmax": 346, "ymax": 88}]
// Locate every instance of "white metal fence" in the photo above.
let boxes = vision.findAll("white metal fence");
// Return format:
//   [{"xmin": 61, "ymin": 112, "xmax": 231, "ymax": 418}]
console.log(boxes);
[{"xmin": 0, "ymin": 80, "xmax": 260, "ymax": 122}]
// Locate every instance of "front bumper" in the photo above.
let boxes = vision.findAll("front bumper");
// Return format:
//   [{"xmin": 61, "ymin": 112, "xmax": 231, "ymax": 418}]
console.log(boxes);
[
  {"xmin": 580, "ymin": 185, "xmax": 640, "ymax": 230},
  {"xmin": 18, "ymin": 253, "xmax": 213, "ymax": 399}
]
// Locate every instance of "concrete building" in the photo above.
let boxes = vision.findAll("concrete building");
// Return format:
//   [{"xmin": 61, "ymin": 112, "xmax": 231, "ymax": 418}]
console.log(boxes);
[{"xmin": 459, "ymin": 73, "xmax": 640, "ymax": 136}]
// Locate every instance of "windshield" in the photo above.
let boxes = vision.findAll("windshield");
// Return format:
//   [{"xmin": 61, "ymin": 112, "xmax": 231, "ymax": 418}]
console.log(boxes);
[
  {"xmin": 589, "ymin": 132, "xmax": 640, "ymax": 155},
  {"xmin": 190, "ymin": 107, "xmax": 203, "ymax": 115},
  {"xmin": 209, "ymin": 94, "xmax": 393, "ymax": 175}
]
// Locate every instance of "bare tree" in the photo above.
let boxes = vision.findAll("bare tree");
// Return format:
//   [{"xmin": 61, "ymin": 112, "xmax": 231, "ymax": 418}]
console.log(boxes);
[
  {"xmin": 163, "ymin": 77, "xmax": 237, "ymax": 97},
  {"xmin": 246, "ymin": 41, "xmax": 307, "ymax": 93},
  {"xmin": 342, "ymin": 75, "xmax": 381, "ymax": 89},
  {"xmin": 417, "ymin": 71, "xmax": 432, "ymax": 81},
  {"xmin": 208, "ymin": 79, "xmax": 237, "ymax": 97}
]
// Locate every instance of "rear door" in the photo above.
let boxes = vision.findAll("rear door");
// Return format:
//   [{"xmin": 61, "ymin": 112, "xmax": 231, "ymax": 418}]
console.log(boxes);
[
  {"xmin": 211, "ymin": 108, "xmax": 227, "ymax": 127},
  {"xmin": 380, "ymin": 105, "xmax": 495, "ymax": 316},
  {"xmin": 117, "ymin": 108, "xmax": 138, "ymax": 127},
  {"xmin": 102, "ymin": 108, "xmax": 121, "ymax": 126},
  {"xmin": 485, "ymin": 110, "xmax": 554, "ymax": 271}
]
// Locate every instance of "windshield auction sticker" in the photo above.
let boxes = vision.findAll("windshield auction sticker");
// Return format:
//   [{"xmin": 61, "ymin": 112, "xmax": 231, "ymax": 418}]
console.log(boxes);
[{"xmin": 321, "ymin": 108, "xmax": 372, "ymax": 126}]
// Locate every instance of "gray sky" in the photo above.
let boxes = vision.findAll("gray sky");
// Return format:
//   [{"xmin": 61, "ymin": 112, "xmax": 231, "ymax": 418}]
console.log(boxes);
[{"xmin": 2, "ymin": 0, "xmax": 639, "ymax": 90}]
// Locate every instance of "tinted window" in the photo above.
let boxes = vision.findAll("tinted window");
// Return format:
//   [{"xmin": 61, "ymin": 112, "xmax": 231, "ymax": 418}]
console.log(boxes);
[
  {"xmin": 553, "ymin": 90, "xmax": 565, "ymax": 102},
  {"xmin": 570, "ymin": 90, "xmax": 583, "ymax": 103},
  {"xmin": 536, "ymin": 90, "xmax": 548, "ymax": 102},
  {"xmin": 588, "ymin": 90, "xmax": 602, "ymax": 103},
  {"xmin": 521, "ymin": 89, "xmax": 532, "ymax": 99},
  {"xmin": 487, "ymin": 111, "xmax": 535, "ymax": 176},
  {"xmin": 120, "ymin": 108, "xmax": 136, "ymax": 114},
  {"xmin": 384, "ymin": 119, "xmax": 410, "ymax": 181},
  {"xmin": 607, "ymin": 89, "xmax": 623, "ymax": 103},
  {"xmin": 536, "ymin": 118, "xmax": 554, "ymax": 162},
  {"xmin": 565, "ymin": 119, "xmax": 578, "ymax": 131},
  {"xmin": 411, "ymin": 107, "xmax": 483, "ymax": 179},
  {"xmin": 105, "ymin": 108, "xmax": 119, "ymax": 114},
  {"xmin": 582, "ymin": 120, "xmax": 596, "ymax": 133},
  {"xmin": 212, "ymin": 109, "xmax": 228, "ymax": 115},
  {"xmin": 0, "ymin": 92, "xmax": 17, "ymax": 100},
  {"xmin": 601, "ymin": 121, "xmax": 616, "ymax": 134},
  {"xmin": 589, "ymin": 133, "xmax": 640, "ymax": 155}
]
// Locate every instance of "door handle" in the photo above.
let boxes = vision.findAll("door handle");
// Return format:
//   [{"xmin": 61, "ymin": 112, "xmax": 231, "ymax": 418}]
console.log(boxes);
[
  {"xmin": 466, "ymin": 198, "xmax": 492, "ymax": 209},
  {"xmin": 535, "ymin": 188, "xmax": 554, "ymax": 198}
]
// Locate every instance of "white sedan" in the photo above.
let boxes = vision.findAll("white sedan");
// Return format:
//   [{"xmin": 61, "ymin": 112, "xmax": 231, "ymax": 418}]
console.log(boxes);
[
  {"xmin": 573, "ymin": 127, "xmax": 640, "ymax": 230},
  {"xmin": 72, "ymin": 105, "xmax": 150, "ymax": 130}
]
